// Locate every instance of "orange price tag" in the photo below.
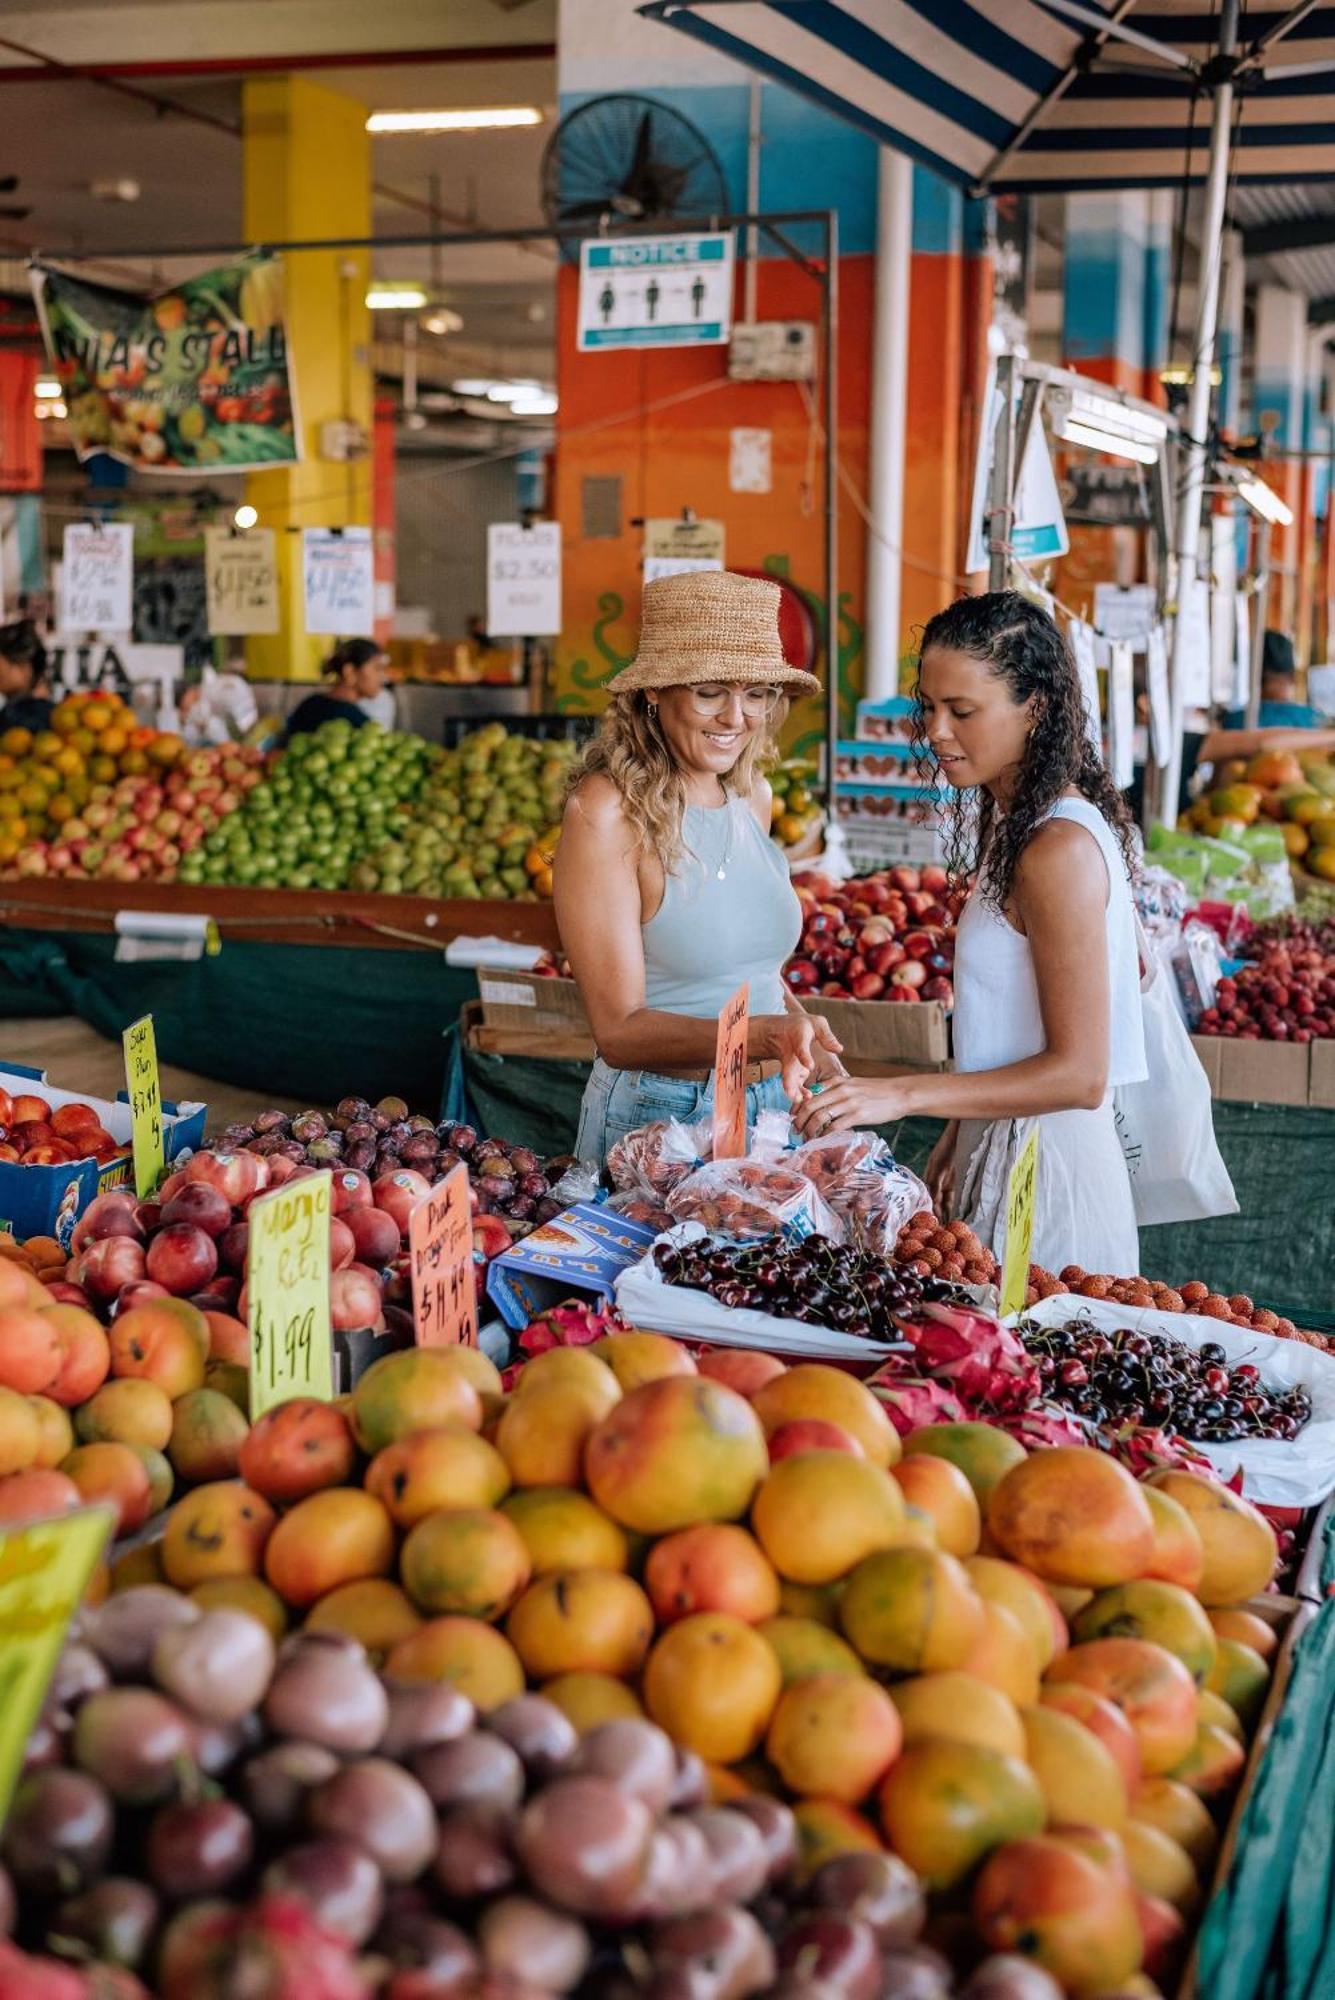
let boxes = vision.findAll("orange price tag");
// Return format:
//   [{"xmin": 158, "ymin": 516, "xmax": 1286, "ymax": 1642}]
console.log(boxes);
[
  {"xmin": 409, "ymin": 1162, "xmax": 478, "ymax": 1348},
  {"xmin": 713, "ymin": 981, "xmax": 750, "ymax": 1161}
]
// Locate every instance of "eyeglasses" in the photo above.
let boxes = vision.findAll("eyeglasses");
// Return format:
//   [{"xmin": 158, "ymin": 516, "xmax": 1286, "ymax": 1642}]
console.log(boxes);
[{"xmin": 683, "ymin": 683, "xmax": 784, "ymax": 718}]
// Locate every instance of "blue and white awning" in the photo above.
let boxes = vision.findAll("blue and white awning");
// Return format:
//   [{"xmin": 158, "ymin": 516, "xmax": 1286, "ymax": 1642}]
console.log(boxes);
[{"xmin": 639, "ymin": 3, "xmax": 1335, "ymax": 193}]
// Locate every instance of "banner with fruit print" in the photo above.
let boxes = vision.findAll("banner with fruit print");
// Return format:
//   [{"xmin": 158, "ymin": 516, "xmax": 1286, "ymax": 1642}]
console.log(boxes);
[{"xmin": 31, "ymin": 255, "xmax": 298, "ymax": 474}]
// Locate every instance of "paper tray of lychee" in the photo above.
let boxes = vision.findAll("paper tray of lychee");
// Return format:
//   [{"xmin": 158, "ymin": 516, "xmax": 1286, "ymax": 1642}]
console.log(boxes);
[
  {"xmin": 615, "ymin": 1223, "xmax": 922, "ymax": 1363},
  {"xmin": 1012, "ymin": 1294, "xmax": 1335, "ymax": 1508}
]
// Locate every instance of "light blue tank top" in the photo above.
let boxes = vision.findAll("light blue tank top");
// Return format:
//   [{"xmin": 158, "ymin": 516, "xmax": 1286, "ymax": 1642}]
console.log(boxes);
[{"xmin": 643, "ymin": 798, "xmax": 801, "ymax": 1019}]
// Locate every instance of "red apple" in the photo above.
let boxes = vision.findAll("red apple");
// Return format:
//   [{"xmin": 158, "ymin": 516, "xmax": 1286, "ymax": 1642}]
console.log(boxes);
[
  {"xmin": 161, "ymin": 1182, "xmax": 233, "ymax": 1239},
  {"xmin": 75, "ymin": 1236, "xmax": 148, "ymax": 1302},
  {"xmin": 70, "ymin": 1193, "xmax": 140, "ymax": 1254},
  {"xmin": 329, "ymin": 1217, "xmax": 356, "ymax": 1271},
  {"xmin": 921, "ymin": 865, "xmax": 948, "ymax": 893},
  {"xmin": 329, "ymin": 1266, "xmax": 384, "ymax": 1333},
  {"xmin": 331, "ymin": 1169, "xmax": 373, "ymax": 1214},
  {"xmin": 157, "ymin": 1169, "xmax": 189, "ymax": 1205},
  {"xmin": 902, "ymin": 931, "xmax": 935, "ymax": 960},
  {"xmin": 51, "ymin": 1102, "xmax": 102, "ymax": 1140},
  {"xmin": 868, "ymin": 941, "xmax": 907, "ymax": 976},
  {"xmin": 117, "ymin": 1280, "xmax": 171, "ymax": 1312},
  {"xmin": 921, "ymin": 976, "xmax": 954, "ymax": 1004},
  {"xmin": 888, "ymin": 866, "xmax": 921, "ymax": 893},
  {"xmin": 345, "ymin": 1205, "xmax": 400, "ymax": 1269},
  {"xmin": 850, "ymin": 973, "xmax": 886, "ymax": 1001},
  {"xmin": 885, "ymin": 985, "xmax": 920, "ymax": 1003},
  {"xmin": 14, "ymin": 1120, "xmax": 57, "ymax": 1152},
  {"xmin": 146, "ymin": 1223, "xmax": 219, "ymax": 1296},
  {"xmin": 891, "ymin": 961, "xmax": 928, "ymax": 990},
  {"xmin": 472, "ymin": 1214, "xmax": 513, "ymax": 1263},
  {"xmin": 371, "ymin": 1169, "xmax": 432, "ymax": 1237}
]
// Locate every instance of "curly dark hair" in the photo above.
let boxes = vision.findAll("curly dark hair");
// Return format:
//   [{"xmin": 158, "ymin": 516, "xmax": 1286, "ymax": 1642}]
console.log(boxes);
[{"xmin": 911, "ymin": 591, "xmax": 1137, "ymax": 909}]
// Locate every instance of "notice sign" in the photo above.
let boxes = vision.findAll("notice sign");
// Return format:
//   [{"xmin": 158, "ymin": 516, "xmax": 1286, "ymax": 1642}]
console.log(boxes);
[
  {"xmin": 409, "ymin": 1163, "xmax": 478, "ymax": 1348},
  {"xmin": 0, "ymin": 1508, "xmax": 114, "ymax": 1821},
  {"xmin": 122, "ymin": 1014, "xmax": 164, "ymax": 1199},
  {"xmin": 247, "ymin": 1170, "xmax": 334, "ymax": 1418},
  {"xmin": 578, "ymin": 234, "xmax": 734, "ymax": 351},
  {"xmin": 302, "ymin": 527, "xmax": 375, "ymax": 636},
  {"xmin": 205, "ymin": 525, "xmax": 279, "ymax": 635},
  {"xmin": 713, "ymin": 982, "xmax": 750, "ymax": 1161},
  {"xmin": 643, "ymin": 516, "xmax": 725, "ymax": 585},
  {"xmin": 486, "ymin": 521, "xmax": 562, "ymax": 638},
  {"xmin": 999, "ymin": 1125, "xmax": 1040, "ymax": 1321},
  {"xmin": 966, "ymin": 368, "xmax": 1069, "ymax": 573},
  {"xmin": 62, "ymin": 521, "xmax": 133, "ymax": 633}
]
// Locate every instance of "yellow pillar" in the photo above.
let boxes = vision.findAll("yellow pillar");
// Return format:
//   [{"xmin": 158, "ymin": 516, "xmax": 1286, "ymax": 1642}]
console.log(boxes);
[{"xmin": 242, "ymin": 76, "xmax": 372, "ymax": 680}]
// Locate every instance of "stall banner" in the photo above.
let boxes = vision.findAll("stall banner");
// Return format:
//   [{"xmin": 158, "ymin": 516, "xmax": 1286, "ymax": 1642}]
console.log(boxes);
[
  {"xmin": 32, "ymin": 255, "xmax": 298, "ymax": 474},
  {"xmin": 205, "ymin": 525, "xmax": 280, "ymax": 636},
  {"xmin": 303, "ymin": 528, "xmax": 375, "ymax": 636}
]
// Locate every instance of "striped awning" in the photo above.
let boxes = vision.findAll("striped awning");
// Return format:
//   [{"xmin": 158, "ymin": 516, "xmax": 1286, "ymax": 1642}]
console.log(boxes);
[{"xmin": 639, "ymin": 3, "xmax": 1335, "ymax": 193}]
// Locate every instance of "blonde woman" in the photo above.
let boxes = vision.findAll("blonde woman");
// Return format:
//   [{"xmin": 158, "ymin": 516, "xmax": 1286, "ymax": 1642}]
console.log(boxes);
[{"xmin": 555, "ymin": 571, "xmax": 842, "ymax": 1164}]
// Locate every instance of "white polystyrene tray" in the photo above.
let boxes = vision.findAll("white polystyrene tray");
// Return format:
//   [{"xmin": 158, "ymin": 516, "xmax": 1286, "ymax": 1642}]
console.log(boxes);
[{"xmin": 1014, "ymin": 1295, "xmax": 1335, "ymax": 1508}]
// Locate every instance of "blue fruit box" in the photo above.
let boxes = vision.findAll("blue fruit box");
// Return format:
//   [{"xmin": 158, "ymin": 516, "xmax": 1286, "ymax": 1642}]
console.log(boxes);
[
  {"xmin": 0, "ymin": 1062, "xmax": 206, "ymax": 1250},
  {"xmin": 486, "ymin": 1202, "xmax": 660, "ymax": 1329}
]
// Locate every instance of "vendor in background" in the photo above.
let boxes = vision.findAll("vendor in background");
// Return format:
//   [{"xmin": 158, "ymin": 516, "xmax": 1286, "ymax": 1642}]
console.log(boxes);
[
  {"xmin": 554, "ymin": 571, "xmax": 842, "ymax": 1163},
  {"xmin": 283, "ymin": 638, "xmax": 386, "ymax": 741},
  {"xmin": 795, "ymin": 592, "xmax": 1146, "ymax": 1275},
  {"xmin": 179, "ymin": 659, "xmax": 259, "ymax": 746},
  {"xmin": 1225, "ymin": 630, "xmax": 1327, "ymax": 731},
  {"xmin": 0, "ymin": 620, "xmax": 54, "ymax": 735}
]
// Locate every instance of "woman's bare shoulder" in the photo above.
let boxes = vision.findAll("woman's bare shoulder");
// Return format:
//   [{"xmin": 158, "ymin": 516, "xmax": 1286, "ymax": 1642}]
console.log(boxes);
[{"xmin": 564, "ymin": 771, "xmax": 627, "ymax": 830}]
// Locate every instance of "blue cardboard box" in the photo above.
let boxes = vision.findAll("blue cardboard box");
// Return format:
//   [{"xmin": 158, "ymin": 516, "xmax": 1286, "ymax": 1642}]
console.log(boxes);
[
  {"xmin": 0, "ymin": 1063, "xmax": 207, "ymax": 1250},
  {"xmin": 486, "ymin": 1203, "xmax": 659, "ymax": 1330}
]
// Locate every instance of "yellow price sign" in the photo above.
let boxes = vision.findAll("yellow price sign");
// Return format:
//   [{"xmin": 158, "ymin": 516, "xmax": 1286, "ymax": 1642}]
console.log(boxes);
[
  {"xmin": 999, "ymin": 1125, "xmax": 1040, "ymax": 1321},
  {"xmin": 247, "ymin": 1170, "xmax": 334, "ymax": 1418},
  {"xmin": 0, "ymin": 1507, "xmax": 113, "ymax": 1821},
  {"xmin": 122, "ymin": 1014, "xmax": 165, "ymax": 1199}
]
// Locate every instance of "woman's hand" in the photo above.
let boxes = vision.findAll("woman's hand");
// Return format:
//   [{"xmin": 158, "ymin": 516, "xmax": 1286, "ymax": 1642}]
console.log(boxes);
[
  {"xmin": 792, "ymin": 1072, "xmax": 919, "ymax": 1138},
  {"xmin": 765, "ymin": 1011, "xmax": 843, "ymax": 1102},
  {"xmin": 924, "ymin": 1120, "xmax": 959, "ymax": 1214}
]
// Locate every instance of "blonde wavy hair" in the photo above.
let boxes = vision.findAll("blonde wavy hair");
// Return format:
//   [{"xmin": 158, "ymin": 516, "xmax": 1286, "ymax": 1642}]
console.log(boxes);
[{"xmin": 569, "ymin": 689, "xmax": 787, "ymax": 873}]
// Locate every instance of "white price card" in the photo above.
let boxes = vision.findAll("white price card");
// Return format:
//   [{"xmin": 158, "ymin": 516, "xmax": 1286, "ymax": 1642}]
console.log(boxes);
[
  {"xmin": 302, "ymin": 527, "xmax": 375, "ymax": 636},
  {"xmin": 61, "ymin": 522, "xmax": 133, "ymax": 634},
  {"xmin": 486, "ymin": 521, "xmax": 562, "ymax": 638}
]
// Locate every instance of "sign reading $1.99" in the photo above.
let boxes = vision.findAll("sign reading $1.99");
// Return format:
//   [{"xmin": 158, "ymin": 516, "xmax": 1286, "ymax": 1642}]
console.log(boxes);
[{"xmin": 247, "ymin": 1169, "xmax": 334, "ymax": 1417}]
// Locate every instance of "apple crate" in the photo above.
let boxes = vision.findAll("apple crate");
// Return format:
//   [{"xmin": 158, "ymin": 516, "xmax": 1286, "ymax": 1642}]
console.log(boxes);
[
  {"xmin": 0, "ymin": 1062, "xmax": 206, "ymax": 1249},
  {"xmin": 474, "ymin": 972, "xmax": 596, "ymax": 1061}
]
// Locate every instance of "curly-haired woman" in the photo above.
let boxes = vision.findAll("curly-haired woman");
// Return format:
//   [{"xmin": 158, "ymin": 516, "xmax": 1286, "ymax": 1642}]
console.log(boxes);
[
  {"xmin": 794, "ymin": 591, "xmax": 1146, "ymax": 1273},
  {"xmin": 555, "ymin": 571, "xmax": 842, "ymax": 1164}
]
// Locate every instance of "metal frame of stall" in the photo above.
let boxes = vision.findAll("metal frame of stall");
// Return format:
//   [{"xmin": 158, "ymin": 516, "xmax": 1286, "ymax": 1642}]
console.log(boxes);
[{"xmin": 33, "ymin": 209, "xmax": 843, "ymax": 822}]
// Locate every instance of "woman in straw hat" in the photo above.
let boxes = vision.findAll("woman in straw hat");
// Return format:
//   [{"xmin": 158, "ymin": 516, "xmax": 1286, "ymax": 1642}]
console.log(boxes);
[{"xmin": 554, "ymin": 571, "xmax": 842, "ymax": 1163}]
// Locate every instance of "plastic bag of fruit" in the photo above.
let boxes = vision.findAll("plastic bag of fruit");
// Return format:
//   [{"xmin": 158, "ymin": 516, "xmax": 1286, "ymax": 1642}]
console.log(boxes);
[
  {"xmin": 606, "ymin": 1115, "xmax": 712, "ymax": 1199},
  {"xmin": 666, "ymin": 1156, "xmax": 844, "ymax": 1243}
]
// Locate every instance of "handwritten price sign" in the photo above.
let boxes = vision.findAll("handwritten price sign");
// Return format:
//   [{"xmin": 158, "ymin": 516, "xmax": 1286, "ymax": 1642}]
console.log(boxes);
[
  {"xmin": 122, "ymin": 1015, "xmax": 164, "ymax": 1198},
  {"xmin": 247, "ymin": 1170, "xmax": 334, "ymax": 1417},
  {"xmin": 999, "ymin": 1125, "xmax": 1040, "ymax": 1321},
  {"xmin": 713, "ymin": 981, "xmax": 750, "ymax": 1161},
  {"xmin": 409, "ymin": 1163, "xmax": 477, "ymax": 1348},
  {"xmin": 0, "ymin": 1508, "xmax": 113, "ymax": 1820}
]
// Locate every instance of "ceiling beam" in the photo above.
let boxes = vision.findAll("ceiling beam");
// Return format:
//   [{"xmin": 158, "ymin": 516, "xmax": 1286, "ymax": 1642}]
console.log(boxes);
[{"xmin": 1241, "ymin": 214, "xmax": 1335, "ymax": 256}]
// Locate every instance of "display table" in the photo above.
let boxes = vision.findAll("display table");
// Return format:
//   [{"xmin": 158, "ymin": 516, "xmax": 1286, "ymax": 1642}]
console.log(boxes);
[{"xmin": 452, "ymin": 1040, "xmax": 1335, "ymax": 1321}]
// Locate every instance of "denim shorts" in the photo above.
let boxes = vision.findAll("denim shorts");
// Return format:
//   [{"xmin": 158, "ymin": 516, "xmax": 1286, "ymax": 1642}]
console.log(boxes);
[{"xmin": 575, "ymin": 1055, "xmax": 790, "ymax": 1167}]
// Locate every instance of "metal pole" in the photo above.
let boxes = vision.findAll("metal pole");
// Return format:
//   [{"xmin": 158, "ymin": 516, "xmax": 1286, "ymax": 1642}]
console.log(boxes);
[
  {"xmin": 864, "ymin": 149, "xmax": 911, "ymax": 701},
  {"xmin": 1160, "ymin": 0, "xmax": 1240, "ymax": 826},
  {"xmin": 987, "ymin": 351, "xmax": 1017, "ymax": 593},
  {"xmin": 824, "ymin": 209, "xmax": 841, "ymax": 825},
  {"xmin": 1247, "ymin": 519, "xmax": 1272, "ymax": 729}
]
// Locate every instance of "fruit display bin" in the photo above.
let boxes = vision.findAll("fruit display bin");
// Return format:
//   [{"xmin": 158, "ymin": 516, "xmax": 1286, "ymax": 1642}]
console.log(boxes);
[{"xmin": 0, "ymin": 1061, "xmax": 205, "ymax": 1243}]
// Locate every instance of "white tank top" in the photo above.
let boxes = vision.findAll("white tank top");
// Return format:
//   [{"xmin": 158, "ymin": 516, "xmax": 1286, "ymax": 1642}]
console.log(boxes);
[{"xmin": 952, "ymin": 797, "xmax": 1148, "ymax": 1086}]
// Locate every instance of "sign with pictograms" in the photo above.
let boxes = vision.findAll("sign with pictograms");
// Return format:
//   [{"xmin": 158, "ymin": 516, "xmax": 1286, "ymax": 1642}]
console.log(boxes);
[{"xmin": 578, "ymin": 234, "xmax": 734, "ymax": 351}]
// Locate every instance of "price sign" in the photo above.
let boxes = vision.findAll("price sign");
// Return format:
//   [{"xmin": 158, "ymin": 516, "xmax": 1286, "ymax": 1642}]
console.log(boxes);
[
  {"xmin": 204, "ymin": 525, "xmax": 279, "ymax": 636},
  {"xmin": 713, "ymin": 981, "xmax": 750, "ymax": 1161},
  {"xmin": 486, "ymin": 522, "xmax": 562, "ymax": 638},
  {"xmin": 0, "ymin": 1508, "xmax": 113, "ymax": 1820},
  {"xmin": 247, "ymin": 1170, "xmax": 334, "ymax": 1418},
  {"xmin": 302, "ymin": 527, "xmax": 375, "ymax": 636},
  {"xmin": 61, "ymin": 521, "xmax": 134, "ymax": 633},
  {"xmin": 999, "ymin": 1126, "xmax": 1040, "ymax": 1321},
  {"xmin": 409, "ymin": 1163, "xmax": 478, "ymax": 1348},
  {"xmin": 122, "ymin": 1014, "xmax": 164, "ymax": 1199}
]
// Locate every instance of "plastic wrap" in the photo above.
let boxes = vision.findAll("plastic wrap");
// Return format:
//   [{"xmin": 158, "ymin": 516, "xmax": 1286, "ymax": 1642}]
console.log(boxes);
[
  {"xmin": 606, "ymin": 1114, "xmax": 712, "ymax": 1200},
  {"xmin": 666, "ymin": 1158, "xmax": 844, "ymax": 1243}
]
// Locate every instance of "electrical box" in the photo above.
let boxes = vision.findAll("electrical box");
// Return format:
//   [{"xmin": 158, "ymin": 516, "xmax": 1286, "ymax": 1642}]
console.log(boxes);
[
  {"xmin": 728, "ymin": 321, "xmax": 817, "ymax": 382},
  {"xmin": 319, "ymin": 419, "xmax": 370, "ymax": 462}
]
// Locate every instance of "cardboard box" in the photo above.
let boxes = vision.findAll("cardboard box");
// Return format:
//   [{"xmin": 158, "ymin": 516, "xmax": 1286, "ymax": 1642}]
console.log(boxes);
[
  {"xmin": 0, "ymin": 1063, "xmax": 206, "ymax": 1248},
  {"xmin": 833, "ymin": 740, "xmax": 929, "ymax": 787},
  {"xmin": 1189, "ymin": 1036, "xmax": 1311, "ymax": 1107},
  {"xmin": 1309, "ymin": 1041, "xmax": 1335, "ymax": 1110},
  {"xmin": 804, "ymin": 995, "xmax": 950, "ymax": 1069},
  {"xmin": 486, "ymin": 1202, "xmax": 659, "ymax": 1328},
  {"xmin": 853, "ymin": 695, "xmax": 916, "ymax": 742},
  {"xmin": 477, "ymin": 968, "xmax": 586, "ymax": 1034}
]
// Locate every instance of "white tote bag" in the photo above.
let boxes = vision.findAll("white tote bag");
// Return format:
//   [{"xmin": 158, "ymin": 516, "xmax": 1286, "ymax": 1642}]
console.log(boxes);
[{"xmin": 1114, "ymin": 915, "xmax": 1237, "ymax": 1227}]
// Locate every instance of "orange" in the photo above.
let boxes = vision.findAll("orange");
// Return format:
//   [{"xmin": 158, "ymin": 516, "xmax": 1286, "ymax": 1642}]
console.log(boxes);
[
  {"xmin": 505, "ymin": 1569, "xmax": 653, "ymax": 1679},
  {"xmin": 1144, "ymin": 1470, "xmax": 1277, "ymax": 1606},
  {"xmin": 751, "ymin": 1364, "xmax": 898, "ymax": 1467},
  {"xmin": 890, "ymin": 1671, "xmax": 1024, "ymax": 1759},
  {"xmin": 878, "ymin": 1740, "xmax": 1045, "ymax": 1889},
  {"xmin": 645, "ymin": 1522, "xmax": 780, "ymax": 1625},
  {"xmin": 500, "ymin": 1487, "xmax": 629, "ymax": 1575},
  {"xmin": 987, "ymin": 1448, "xmax": 1155, "ymax": 1587},
  {"xmin": 751, "ymin": 1452, "xmax": 906, "ymax": 1584},
  {"xmin": 891, "ymin": 1454, "xmax": 981, "ymax": 1557},
  {"xmin": 399, "ymin": 1506, "xmax": 530, "ymax": 1621},
  {"xmin": 585, "ymin": 1377, "xmax": 768, "ymax": 1535},
  {"xmin": 839, "ymin": 1546, "xmax": 984, "ymax": 1674},
  {"xmin": 765, "ymin": 1672, "xmax": 903, "ymax": 1803},
  {"xmin": 643, "ymin": 1612, "xmax": 782, "ymax": 1763},
  {"xmin": 385, "ymin": 1617, "xmax": 525, "ymax": 1708},
  {"xmin": 264, "ymin": 1488, "xmax": 395, "ymax": 1608}
]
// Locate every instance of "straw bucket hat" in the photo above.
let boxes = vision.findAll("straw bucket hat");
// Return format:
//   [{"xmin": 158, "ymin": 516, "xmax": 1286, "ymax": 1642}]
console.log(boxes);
[{"xmin": 608, "ymin": 570, "xmax": 820, "ymax": 696}]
